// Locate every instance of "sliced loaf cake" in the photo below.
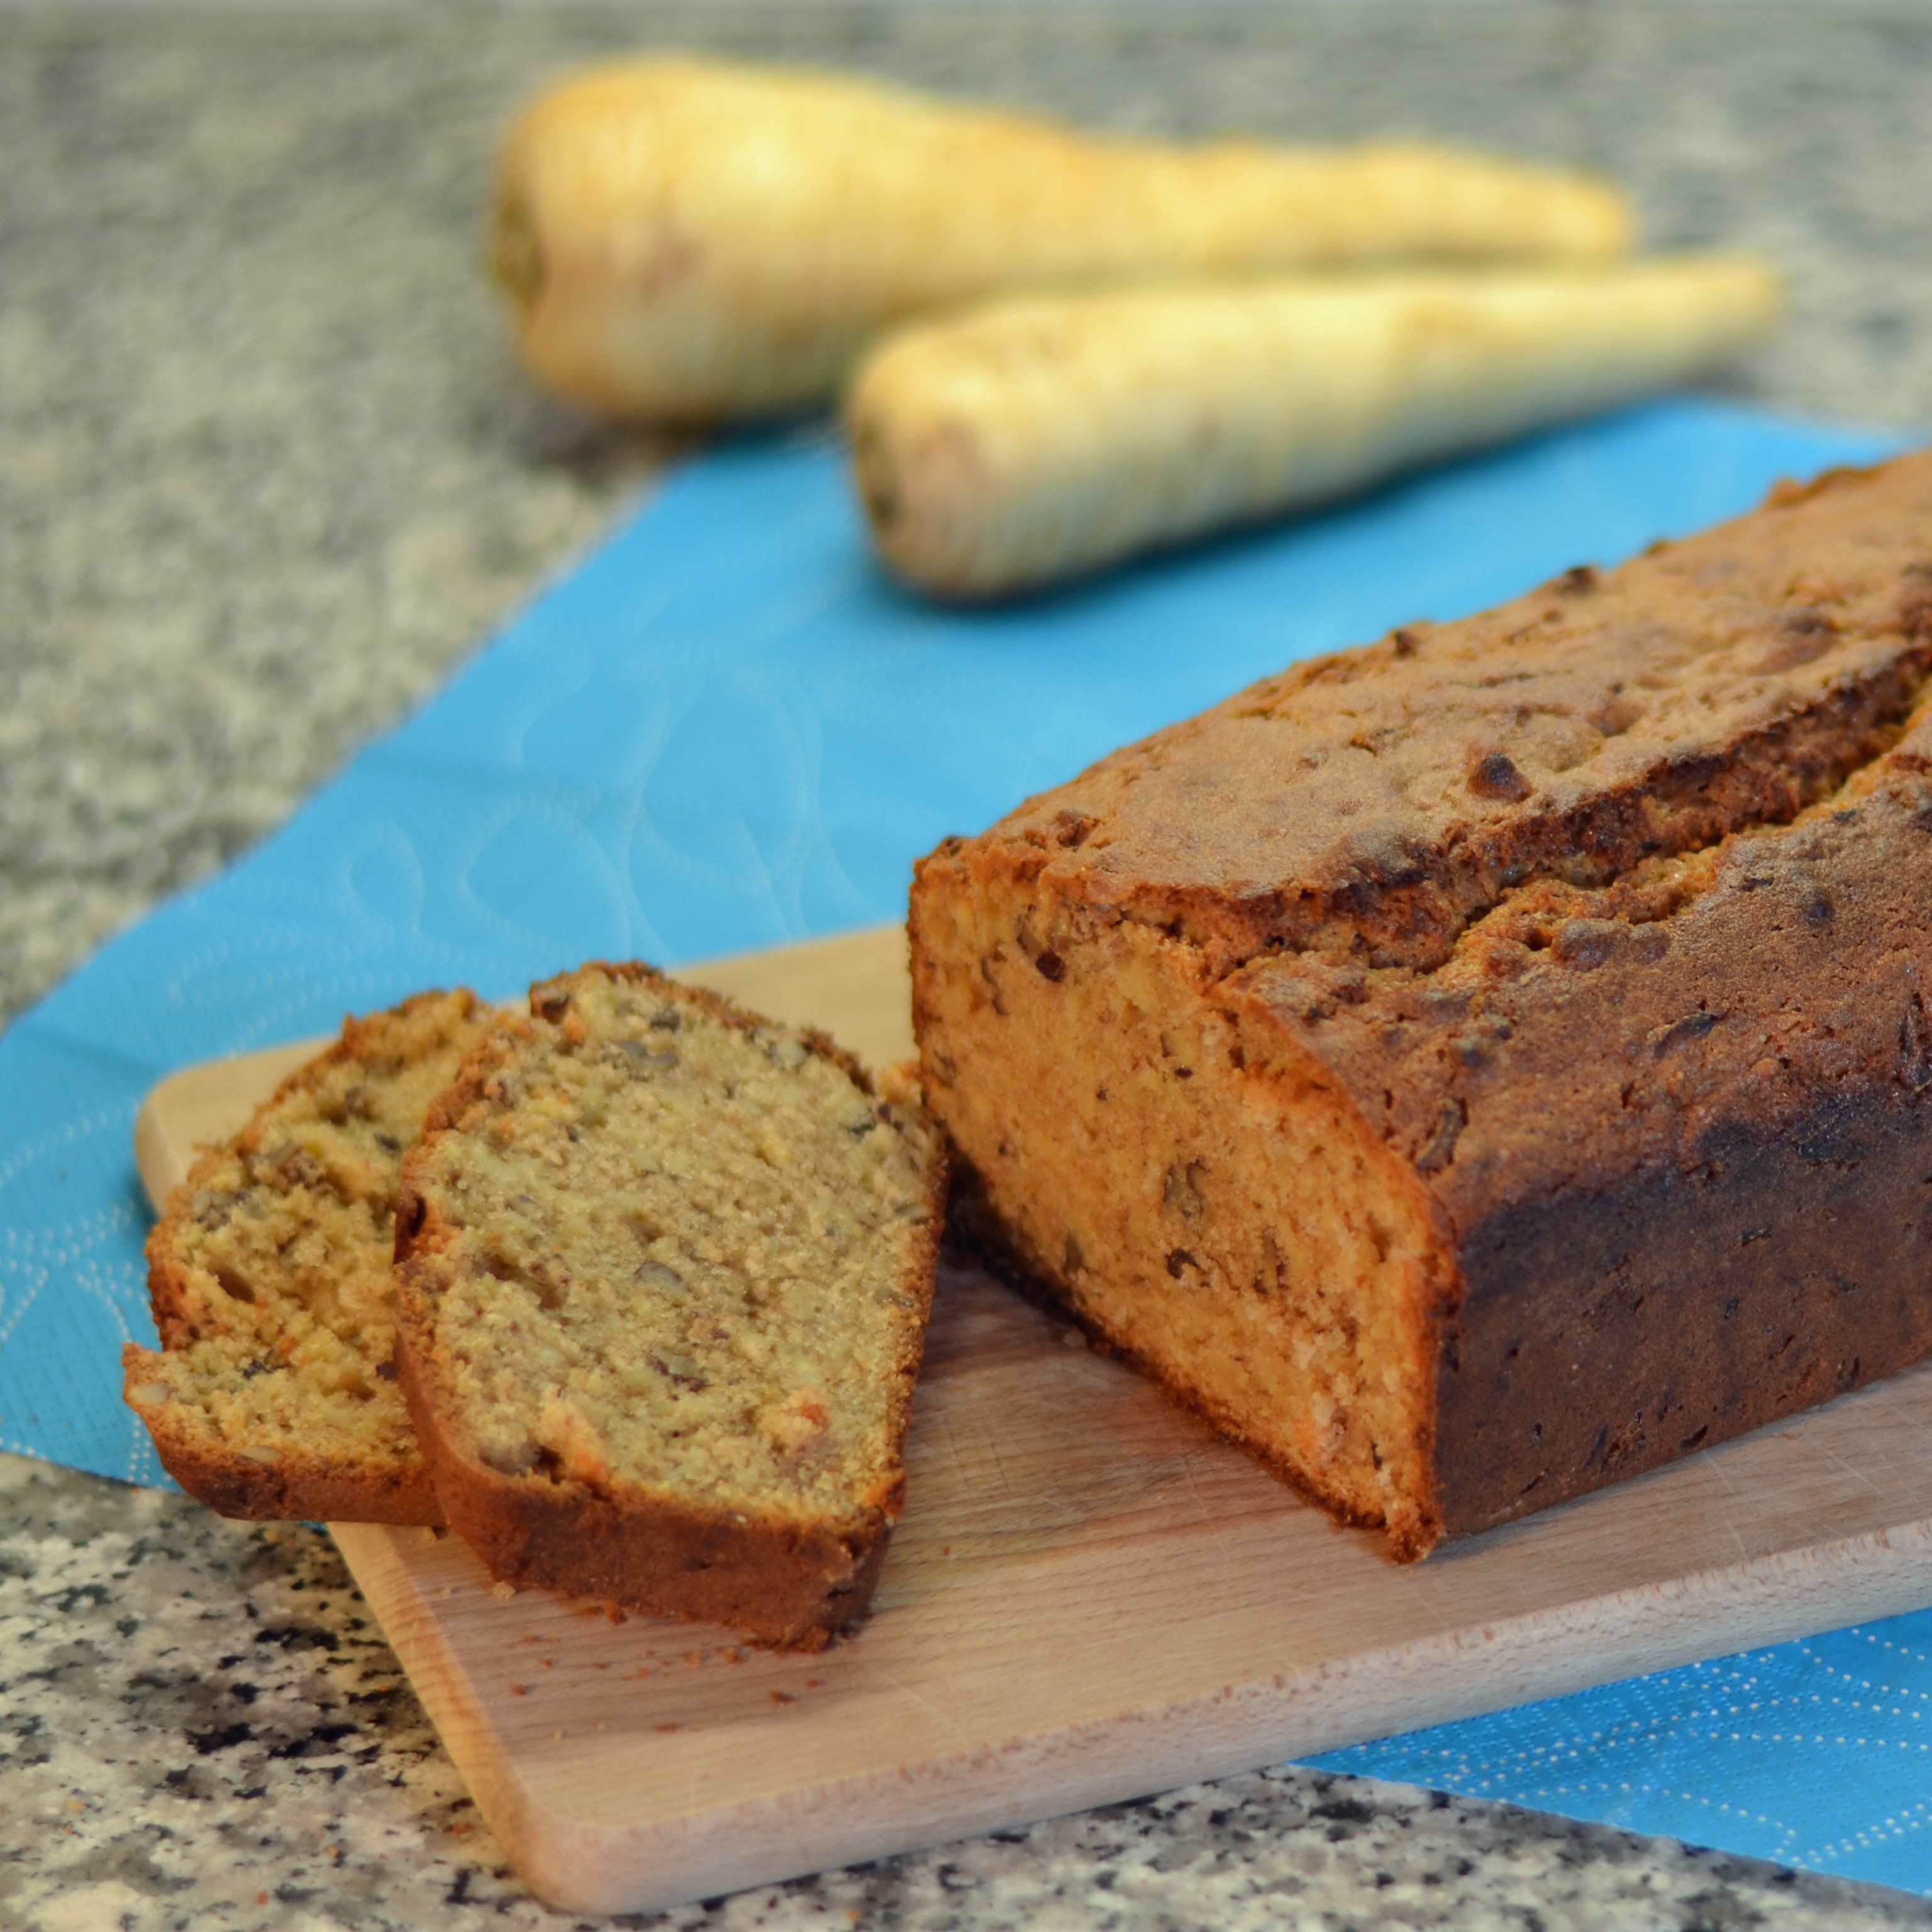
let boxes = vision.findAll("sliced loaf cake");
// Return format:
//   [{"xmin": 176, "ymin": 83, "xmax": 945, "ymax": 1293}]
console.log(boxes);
[
  {"xmin": 393, "ymin": 961, "xmax": 947, "ymax": 1648},
  {"xmin": 125, "ymin": 989, "xmax": 492, "ymax": 1523}
]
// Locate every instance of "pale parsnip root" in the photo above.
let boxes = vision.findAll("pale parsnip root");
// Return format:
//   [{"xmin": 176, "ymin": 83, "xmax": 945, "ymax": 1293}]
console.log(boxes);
[
  {"xmin": 846, "ymin": 255, "xmax": 1782, "ymax": 599},
  {"xmin": 494, "ymin": 56, "xmax": 1635, "ymax": 423}
]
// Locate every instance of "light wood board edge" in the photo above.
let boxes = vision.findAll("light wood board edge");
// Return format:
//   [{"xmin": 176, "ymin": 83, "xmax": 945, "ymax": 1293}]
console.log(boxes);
[{"xmin": 334, "ymin": 1514, "xmax": 1932, "ymax": 1914}]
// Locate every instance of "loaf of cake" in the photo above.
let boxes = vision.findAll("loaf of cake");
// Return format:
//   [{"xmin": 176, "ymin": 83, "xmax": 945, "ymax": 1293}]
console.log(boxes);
[
  {"xmin": 125, "ymin": 989, "xmax": 492, "ymax": 1524},
  {"xmin": 393, "ymin": 962, "xmax": 947, "ymax": 1647},
  {"xmin": 910, "ymin": 452, "xmax": 1932, "ymax": 1559}
]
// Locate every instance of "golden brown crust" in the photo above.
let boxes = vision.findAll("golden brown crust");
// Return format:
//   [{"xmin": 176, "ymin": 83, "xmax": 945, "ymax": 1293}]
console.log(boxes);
[
  {"xmin": 939, "ymin": 455, "xmax": 1932, "ymax": 979},
  {"xmin": 396, "ymin": 961, "xmax": 947, "ymax": 1647}
]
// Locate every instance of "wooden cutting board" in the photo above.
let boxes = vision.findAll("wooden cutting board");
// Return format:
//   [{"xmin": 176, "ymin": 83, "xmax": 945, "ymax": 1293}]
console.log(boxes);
[{"xmin": 136, "ymin": 924, "xmax": 1932, "ymax": 1916}]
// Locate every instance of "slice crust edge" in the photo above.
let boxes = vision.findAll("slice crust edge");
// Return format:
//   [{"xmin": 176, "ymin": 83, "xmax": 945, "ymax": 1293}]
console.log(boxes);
[
  {"xmin": 128, "ymin": 989, "xmax": 491, "ymax": 1524},
  {"xmin": 395, "ymin": 960, "xmax": 947, "ymax": 1648}
]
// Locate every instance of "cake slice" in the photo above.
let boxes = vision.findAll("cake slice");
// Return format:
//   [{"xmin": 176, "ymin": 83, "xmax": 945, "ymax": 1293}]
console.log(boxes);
[
  {"xmin": 125, "ymin": 989, "xmax": 492, "ymax": 1524},
  {"xmin": 911, "ymin": 452, "xmax": 1932, "ymax": 1559},
  {"xmin": 392, "ymin": 961, "xmax": 947, "ymax": 1648}
]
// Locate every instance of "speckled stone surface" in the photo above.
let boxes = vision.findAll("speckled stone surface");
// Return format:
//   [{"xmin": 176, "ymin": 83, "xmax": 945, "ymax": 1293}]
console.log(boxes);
[
  {"xmin": 9, "ymin": 3, "xmax": 1932, "ymax": 1924},
  {"xmin": 10, "ymin": 1449, "xmax": 1932, "ymax": 1932}
]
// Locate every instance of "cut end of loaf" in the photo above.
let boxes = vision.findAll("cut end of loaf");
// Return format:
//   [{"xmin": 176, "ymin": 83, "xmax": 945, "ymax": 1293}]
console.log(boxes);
[{"xmin": 911, "ymin": 886, "xmax": 1454, "ymax": 1557}]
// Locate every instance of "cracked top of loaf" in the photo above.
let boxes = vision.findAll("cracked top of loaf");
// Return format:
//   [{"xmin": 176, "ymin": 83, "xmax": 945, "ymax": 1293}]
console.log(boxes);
[
  {"xmin": 918, "ymin": 453, "xmax": 1932, "ymax": 1228},
  {"xmin": 955, "ymin": 455, "xmax": 1932, "ymax": 979}
]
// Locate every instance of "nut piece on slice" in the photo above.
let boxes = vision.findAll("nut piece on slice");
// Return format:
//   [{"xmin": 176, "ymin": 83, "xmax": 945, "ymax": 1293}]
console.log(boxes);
[
  {"xmin": 393, "ymin": 961, "xmax": 948, "ymax": 1649},
  {"xmin": 125, "ymin": 989, "xmax": 494, "ymax": 1524}
]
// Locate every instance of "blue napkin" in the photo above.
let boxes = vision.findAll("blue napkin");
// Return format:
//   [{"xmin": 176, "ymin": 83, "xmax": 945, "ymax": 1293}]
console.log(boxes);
[{"xmin": 4, "ymin": 397, "xmax": 1924, "ymax": 1889}]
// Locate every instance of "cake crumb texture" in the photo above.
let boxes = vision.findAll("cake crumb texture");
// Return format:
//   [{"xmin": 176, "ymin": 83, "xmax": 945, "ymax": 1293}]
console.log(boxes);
[
  {"xmin": 394, "ymin": 961, "xmax": 946, "ymax": 1647},
  {"xmin": 126, "ymin": 989, "xmax": 492, "ymax": 1524}
]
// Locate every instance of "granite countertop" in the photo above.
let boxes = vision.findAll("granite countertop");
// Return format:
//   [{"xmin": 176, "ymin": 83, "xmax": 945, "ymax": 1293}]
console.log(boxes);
[{"xmin": 8, "ymin": 3, "xmax": 1932, "ymax": 1926}]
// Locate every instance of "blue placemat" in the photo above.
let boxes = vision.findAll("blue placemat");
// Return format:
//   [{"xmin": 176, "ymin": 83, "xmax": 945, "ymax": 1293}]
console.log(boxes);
[{"xmin": 5, "ymin": 397, "xmax": 1927, "ymax": 1890}]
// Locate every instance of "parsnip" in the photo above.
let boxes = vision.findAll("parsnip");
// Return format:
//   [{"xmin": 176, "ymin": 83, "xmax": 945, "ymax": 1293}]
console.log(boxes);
[
  {"xmin": 846, "ymin": 255, "xmax": 1782, "ymax": 599},
  {"xmin": 493, "ymin": 56, "xmax": 1635, "ymax": 423}
]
